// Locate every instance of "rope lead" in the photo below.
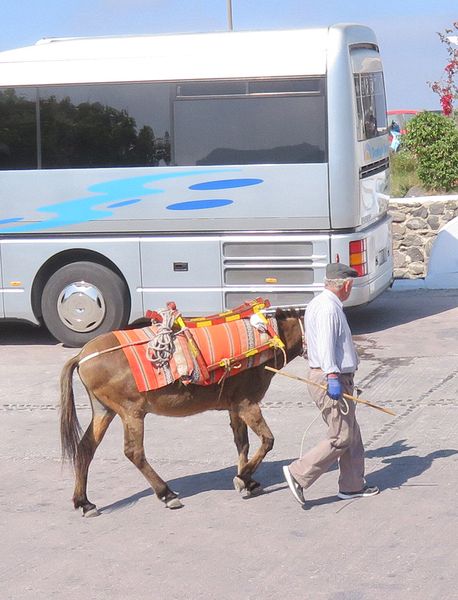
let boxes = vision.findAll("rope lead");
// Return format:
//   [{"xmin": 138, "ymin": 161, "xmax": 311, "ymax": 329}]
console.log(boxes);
[{"xmin": 146, "ymin": 309, "xmax": 177, "ymax": 367}]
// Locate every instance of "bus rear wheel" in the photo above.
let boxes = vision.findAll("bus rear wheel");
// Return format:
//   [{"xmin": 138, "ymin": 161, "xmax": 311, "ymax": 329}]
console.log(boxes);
[{"xmin": 41, "ymin": 261, "xmax": 130, "ymax": 347}]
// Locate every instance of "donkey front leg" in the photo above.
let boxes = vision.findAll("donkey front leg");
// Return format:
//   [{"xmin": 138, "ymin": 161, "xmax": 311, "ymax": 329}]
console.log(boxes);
[
  {"xmin": 122, "ymin": 414, "xmax": 183, "ymax": 509},
  {"xmin": 229, "ymin": 409, "xmax": 249, "ymax": 472},
  {"xmin": 232, "ymin": 401, "xmax": 274, "ymax": 496},
  {"xmin": 229, "ymin": 409, "xmax": 262, "ymax": 496}
]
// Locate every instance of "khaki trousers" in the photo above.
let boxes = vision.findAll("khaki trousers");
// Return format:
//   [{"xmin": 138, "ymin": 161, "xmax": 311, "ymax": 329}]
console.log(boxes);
[{"xmin": 289, "ymin": 368, "xmax": 365, "ymax": 493}]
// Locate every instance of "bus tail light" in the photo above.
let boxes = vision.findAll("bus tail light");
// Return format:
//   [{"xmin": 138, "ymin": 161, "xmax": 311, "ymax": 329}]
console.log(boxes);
[{"xmin": 349, "ymin": 239, "xmax": 367, "ymax": 276}]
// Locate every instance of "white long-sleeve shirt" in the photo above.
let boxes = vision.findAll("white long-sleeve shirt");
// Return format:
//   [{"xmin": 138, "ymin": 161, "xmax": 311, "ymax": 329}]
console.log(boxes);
[{"xmin": 305, "ymin": 288, "xmax": 359, "ymax": 374}]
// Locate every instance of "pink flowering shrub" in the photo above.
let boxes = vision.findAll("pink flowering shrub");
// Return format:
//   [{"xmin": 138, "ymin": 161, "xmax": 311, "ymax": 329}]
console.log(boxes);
[{"xmin": 429, "ymin": 22, "xmax": 458, "ymax": 116}]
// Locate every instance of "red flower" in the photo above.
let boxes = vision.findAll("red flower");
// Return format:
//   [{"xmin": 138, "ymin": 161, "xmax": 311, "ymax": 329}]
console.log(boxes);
[{"xmin": 440, "ymin": 93, "xmax": 453, "ymax": 116}]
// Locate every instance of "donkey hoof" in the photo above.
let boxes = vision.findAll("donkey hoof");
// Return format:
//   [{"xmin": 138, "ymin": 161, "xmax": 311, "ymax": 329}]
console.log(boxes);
[
  {"xmin": 245, "ymin": 481, "xmax": 263, "ymax": 497},
  {"xmin": 233, "ymin": 476, "xmax": 246, "ymax": 493},
  {"xmin": 166, "ymin": 497, "xmax": 184, "ymax": 509},
  {"xmin": 83, "ymin": 507, "xmax": 100, "ymax": 518}
]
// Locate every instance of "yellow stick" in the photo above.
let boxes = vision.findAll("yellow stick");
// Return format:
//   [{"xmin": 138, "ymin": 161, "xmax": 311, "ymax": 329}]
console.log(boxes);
[{"xmin": 265, "ymin": 366, "xmax": 396, "ymax": 416}]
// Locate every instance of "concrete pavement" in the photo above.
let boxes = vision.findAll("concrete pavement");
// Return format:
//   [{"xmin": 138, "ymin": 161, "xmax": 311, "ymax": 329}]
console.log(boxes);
[{"xmin": 1, "ymin": 287, "xmax": 457, "ymax": 600}]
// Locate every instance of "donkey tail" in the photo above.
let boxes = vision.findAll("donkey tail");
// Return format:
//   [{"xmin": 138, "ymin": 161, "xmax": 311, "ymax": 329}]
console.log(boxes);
[{"xmin": 60, "ymin": 354, "xmax": 83, "ymax": 467}]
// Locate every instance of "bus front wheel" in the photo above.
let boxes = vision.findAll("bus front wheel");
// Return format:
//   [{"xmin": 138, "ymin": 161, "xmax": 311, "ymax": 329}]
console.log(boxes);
[{"xmin": 41, "ymin": 261, "xmax": 130, "ymax": 347}]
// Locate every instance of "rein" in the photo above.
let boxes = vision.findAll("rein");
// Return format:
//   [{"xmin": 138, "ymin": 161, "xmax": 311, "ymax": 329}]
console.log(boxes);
[{"xmin": 298, "ymin": 318, "xmax": 307, "ymax": 358}]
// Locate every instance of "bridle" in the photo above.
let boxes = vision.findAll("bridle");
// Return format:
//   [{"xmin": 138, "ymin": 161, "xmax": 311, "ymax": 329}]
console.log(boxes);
[{"xmin": 298, "ymin": 317, "xmax": 307, "ymax": 358}]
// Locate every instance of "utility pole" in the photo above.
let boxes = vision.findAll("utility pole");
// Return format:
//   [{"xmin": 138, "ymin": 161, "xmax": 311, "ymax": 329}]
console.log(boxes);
[{"xmin": 226, "ymin": 0, "xmax": 233, "ymax": 31}]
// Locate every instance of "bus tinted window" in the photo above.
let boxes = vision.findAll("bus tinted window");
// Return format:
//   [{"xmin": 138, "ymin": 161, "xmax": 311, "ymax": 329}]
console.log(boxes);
[
  {"xmin": 0, "ymin": 88, "xmax": 37, "ymax": 170},
  {"xmin": 248, "ymin": 78, "xmax": 322, "ymax": 94},
  {"xmin": 0, "ymin": 79, "xmax": 326, "ymax": 169},
  {"xmin": 39, "ymin": 84, "xmax": 172, "ymax": 168},
  {"xmin": 354, "ymin": 72, "xmax": 387, "ymax": 141},
  {"xmin": 177, "ymin": 81, "xmax": 247, "ymax": 97},
  {"xmin": 174, "ymin": 95, "xmax": 326, "ymax": 165},
  {"xmin": 177, "ymin": 78, "xmax": 322, "ymax": 97}
]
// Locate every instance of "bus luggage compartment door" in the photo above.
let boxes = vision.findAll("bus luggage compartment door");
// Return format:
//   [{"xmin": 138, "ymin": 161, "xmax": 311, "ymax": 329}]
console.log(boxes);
[{"xmin": 140, "ymin": 237, "xmax": 223, "ymax": 315}]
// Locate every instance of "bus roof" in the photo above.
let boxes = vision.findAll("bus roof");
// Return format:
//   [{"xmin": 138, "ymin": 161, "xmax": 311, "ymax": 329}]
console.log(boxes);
[{"xmin": 0, "ymin": 24, "xmax": 378, "ymax": 87}]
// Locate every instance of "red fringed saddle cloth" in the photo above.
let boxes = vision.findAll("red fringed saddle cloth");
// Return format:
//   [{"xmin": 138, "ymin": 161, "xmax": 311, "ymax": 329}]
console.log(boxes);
[{"xmin": 113, "ymin": 298, "xmax": 284, "ymax": 393}]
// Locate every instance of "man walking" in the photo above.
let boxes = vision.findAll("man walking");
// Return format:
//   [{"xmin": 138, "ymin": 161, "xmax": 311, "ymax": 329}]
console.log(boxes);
[{"xmin": 283, "ymin": 262, "xmax": 379, "ymax": 505}]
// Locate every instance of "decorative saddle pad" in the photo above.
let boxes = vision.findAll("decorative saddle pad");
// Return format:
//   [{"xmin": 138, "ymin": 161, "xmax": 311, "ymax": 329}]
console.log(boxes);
[
  {"xmin": 189, "ymin": 317, "xmax": 277, "ymax": 385},
  {"xmin": 113, "ymin": 317, "xmax": 278, "ymax": 393},
  {"xmin": 113, "ymin": 325, "xmax": 194, "ymax": 393}
]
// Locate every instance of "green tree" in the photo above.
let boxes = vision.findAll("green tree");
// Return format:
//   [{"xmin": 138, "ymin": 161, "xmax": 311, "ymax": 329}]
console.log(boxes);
[
  {"xmin": 155, "ymin": 130, "xmax": 171, "ymax": 165},
  {"xmin": 133, "ymin": 125, "xmax": 156, "ymax": 165},
  {"xmin": 39, "ymin": 96, "xmax": 140, "ymax": 167},
  {"xmin": 0, "ymin": 89, "xmax": 37, "ymax": 168},
  {"xmin": 404, "ymin": 111, "xmax": 458, "ymax": 191},
  {"xmin": 1, "ymin": 89, "xmax": 166, "ymax": 169}
]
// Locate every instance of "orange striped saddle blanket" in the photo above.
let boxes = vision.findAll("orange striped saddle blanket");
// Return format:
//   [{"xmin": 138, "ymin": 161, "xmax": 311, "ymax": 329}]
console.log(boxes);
[{"xmin": 113, "ymin": 300, "xmax": 281, "ymax": 393}]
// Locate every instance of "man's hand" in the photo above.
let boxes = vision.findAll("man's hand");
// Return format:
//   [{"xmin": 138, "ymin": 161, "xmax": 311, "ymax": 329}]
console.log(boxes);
[{"xmin": 326, "ymin": 374, "xmax": 342, "ymax": 400}]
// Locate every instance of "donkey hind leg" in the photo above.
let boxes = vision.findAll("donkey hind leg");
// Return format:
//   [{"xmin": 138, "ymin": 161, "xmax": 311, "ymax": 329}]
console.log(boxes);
[
  {"xmin": 229, "ymin": 410, "xmax": 262, "ymax": 496},
  {"xmin": 122, "ymin": 415, "xmax": 183, "ymax": 509},
  {"xmin": 232, "ymin": 401, "xmax": 274, "ymax": 497},
  {"xmin": 73, "ymin": 394, "xmax": 115, "ymax": 517}
]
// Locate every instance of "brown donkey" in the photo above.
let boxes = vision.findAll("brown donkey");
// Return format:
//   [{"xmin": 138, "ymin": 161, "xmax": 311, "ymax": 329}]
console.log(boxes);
[{"xmin": 60, "ymin": 309, "xmax": 304, "ymax": 516}]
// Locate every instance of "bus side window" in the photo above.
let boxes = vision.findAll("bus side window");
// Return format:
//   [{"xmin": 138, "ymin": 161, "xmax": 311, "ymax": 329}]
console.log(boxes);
[{"xmin": 364, "ymin": 113, "xmax": 377, "ymax": 138}]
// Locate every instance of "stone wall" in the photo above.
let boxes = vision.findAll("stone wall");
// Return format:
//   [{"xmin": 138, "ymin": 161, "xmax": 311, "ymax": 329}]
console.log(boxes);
[{"xmin": 389, "ymin": 198, "xmax": 458, "ymax": 279}]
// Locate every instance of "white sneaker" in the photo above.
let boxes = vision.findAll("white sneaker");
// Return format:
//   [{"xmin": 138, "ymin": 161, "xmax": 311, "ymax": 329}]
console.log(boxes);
[{"xmin": 283, "ymin": 466, "xmax": 305, "ymax": 505}]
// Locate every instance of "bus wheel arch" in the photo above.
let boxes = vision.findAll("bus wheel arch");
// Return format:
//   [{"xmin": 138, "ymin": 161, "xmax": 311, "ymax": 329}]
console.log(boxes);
[{"xmin": 33, "ymin": 252, "xmax": 131, "ymax": 347}]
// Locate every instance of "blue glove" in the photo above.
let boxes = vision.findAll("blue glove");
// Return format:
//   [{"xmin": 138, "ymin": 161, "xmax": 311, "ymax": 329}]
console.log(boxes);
[{"xmin": 327, "ymin": 375, "xmax": 342, "ymax": 400}]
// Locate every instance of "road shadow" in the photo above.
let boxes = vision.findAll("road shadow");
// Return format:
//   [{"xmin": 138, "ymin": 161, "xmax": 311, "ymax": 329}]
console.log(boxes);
[
  {"xmin": 100, "ymin": 438, "xmax": 457, "ymax": 513},
  {"xmin": 347, "ymin": 288, "xmax": 458, "ymax": 335},
  {"xmin": 302, "ymin": 440, "xmax": 458, "ymax": 510},
  {"xmin": 369, "ymin": 448, "xmax": 458, "ymax": 491},
  {"xmin": 0, "ymin": 321, "xmax": 58, "ymax": 346},
  {"xmin": 365, "ymin": 438, "xmax": 415, "ymax": 459},
  {"xmin": 99, "ymin": 458, "xmax": 294, "ymax": 513}
]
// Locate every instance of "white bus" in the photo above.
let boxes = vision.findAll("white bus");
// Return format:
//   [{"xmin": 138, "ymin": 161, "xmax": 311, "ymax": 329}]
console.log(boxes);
[{"xmin": 0, "ymin": 24, "xmax": 393, "ymax": 346}]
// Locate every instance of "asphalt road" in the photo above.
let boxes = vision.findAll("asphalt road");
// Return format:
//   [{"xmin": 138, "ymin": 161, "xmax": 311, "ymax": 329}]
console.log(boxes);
[{"xmin": 1, "ymin": 287, "xmax": 458, "ymax": 600}]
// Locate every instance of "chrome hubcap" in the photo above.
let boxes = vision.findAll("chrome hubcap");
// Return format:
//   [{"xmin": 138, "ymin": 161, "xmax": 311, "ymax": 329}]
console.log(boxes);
[{"xmin": 57, "ymin": 281, "xmax": 106, "ymax": 332}]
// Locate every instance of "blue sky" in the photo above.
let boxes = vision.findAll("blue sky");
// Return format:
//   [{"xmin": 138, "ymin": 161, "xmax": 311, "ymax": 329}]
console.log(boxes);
[{"xmin": 2, "ymin": 0, "xmax": 456, "ymax": 109}]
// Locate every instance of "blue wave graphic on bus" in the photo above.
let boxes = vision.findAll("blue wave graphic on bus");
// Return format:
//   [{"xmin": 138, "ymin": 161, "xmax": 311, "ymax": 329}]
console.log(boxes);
[
  {"xmin": 0, "ymin": 171, "xmax": 264, "ymax": 233},
  {"xmin": 188, "ymin": 178, "xmax": 262, "ymax": 191},
  {"xmin": 167, "ymin": 178, "xmax": 263, "ymax": 211},
  {"xmin": 167, "ymin": 199, "xmax": 234, "ymax": 211}
]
